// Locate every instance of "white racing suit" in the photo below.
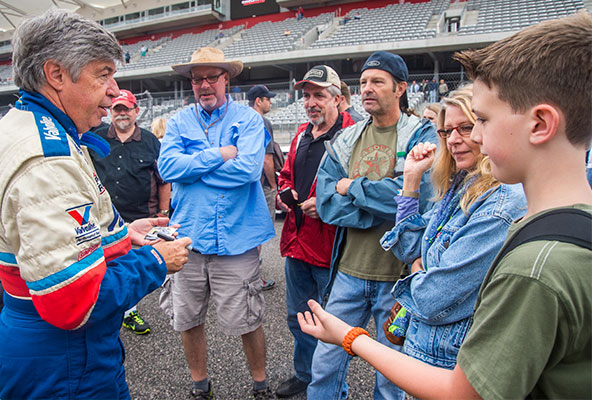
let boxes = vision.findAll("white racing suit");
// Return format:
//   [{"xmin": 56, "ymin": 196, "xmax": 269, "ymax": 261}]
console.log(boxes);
[{"xmin": 0, "ymin": 90, "xmax": 167, "ymax": 399}]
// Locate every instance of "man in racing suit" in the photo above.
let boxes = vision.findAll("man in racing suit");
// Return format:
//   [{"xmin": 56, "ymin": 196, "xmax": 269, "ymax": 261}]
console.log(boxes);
[{"xmin": 0, "ymin": 9, "xmax": 190, "ymax": 399}]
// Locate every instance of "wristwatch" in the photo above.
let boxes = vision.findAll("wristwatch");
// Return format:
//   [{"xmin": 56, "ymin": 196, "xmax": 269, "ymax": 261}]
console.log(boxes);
[
  {"xmin": 397, "ymin": 189, "xmax": 420, "ymax": 199},
  {"xmin": 159, "ymin": 209, "xmax": 169, "ymax": 216}
]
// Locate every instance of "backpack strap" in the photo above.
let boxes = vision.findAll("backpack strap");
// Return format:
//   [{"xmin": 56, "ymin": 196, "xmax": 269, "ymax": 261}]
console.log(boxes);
[
  {"xmin": 490, "ymin": 208, "xmax": 591, "ymax": 275},
  {"xmin": 504, "ymin": 208, "xmax": 590, "ymax": 255},
  {"xmin": 505, "ymin": 208, "xmax": 590, "ymax": 400}
]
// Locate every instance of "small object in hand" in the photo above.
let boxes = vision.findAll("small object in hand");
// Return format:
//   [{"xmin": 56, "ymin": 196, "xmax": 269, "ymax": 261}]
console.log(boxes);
[
  {"xmin": 342, "ymin": 327, "xmax": 369, "ymax": 356},
  {"xmin": 156, "ymin": 230, "xmax": 200, "ymax": 254},
  {"xmin": 383, "ymin": 301, "xmax": 408, "ymax": 346},
  {"xmin": 279, "ymin": 187, "xmax": 298, "ymax": 207},
  {"xmin": 145, "ymin": 226, "xmax": 177, "ymax": 241}
]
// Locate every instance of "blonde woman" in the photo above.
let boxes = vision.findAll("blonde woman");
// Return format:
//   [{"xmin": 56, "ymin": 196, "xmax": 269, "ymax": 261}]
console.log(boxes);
[
  {"xmin": 379, "ymin": 84, "xmax": 526, "ymax": 370},
  {"xmin": 150, "ymin": 117, "xmax": 167, "ymax": 140}
]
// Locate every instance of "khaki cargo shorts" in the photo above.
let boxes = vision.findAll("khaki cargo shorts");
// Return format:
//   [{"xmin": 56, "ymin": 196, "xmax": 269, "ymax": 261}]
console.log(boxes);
[{"xmin": 159, "ymin": 248, "xmax": 264, "ymax": 336}]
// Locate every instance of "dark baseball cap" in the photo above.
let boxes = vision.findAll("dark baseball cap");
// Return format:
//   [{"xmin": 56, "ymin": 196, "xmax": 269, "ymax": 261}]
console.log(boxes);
[
  {"xmin": 294, "ymin": 65, "xmax": 341, "ymax": 90},
  {"xmin": 247, "ymin": 85, "xmax": 277, "ymax": 101},
  {"xmin": 361, "ymin": 51, "xmax": 408, "ymax": 82}
]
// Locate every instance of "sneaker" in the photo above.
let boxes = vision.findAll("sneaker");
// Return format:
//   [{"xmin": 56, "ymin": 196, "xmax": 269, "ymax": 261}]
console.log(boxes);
[
  {"xmin": 122, "ymin": 311, "xmax": 151, "ymax": 335},
  {"xmin": 261, "ymin": 278, "xmax": 276, "ymax": 291},
  {"xmin": 252, "ymin": 386, "xmax": 274, "ymax": 400},
  {"xmin": 275, "ymin": 376, "xmax": 308, "ymax": 398},
  {"xmin": 189, "ymin": 382, "xmax": 213, "ymax": 400}
]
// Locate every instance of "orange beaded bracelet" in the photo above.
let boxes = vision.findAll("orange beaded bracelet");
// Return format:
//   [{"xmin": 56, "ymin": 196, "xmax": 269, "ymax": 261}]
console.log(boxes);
[{"xmin": 342, "ymin": 327, "xmax": 369, "ymax": 356}]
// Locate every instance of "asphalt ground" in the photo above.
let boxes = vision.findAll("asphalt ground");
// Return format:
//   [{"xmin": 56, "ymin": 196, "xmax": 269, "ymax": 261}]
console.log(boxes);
[{"xmin": 122, "ymin": 218, "xmax": 378, "ymax": 400}]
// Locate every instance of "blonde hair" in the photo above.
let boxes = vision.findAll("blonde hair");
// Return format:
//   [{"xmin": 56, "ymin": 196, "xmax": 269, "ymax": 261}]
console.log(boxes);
[
  {"xmin": 423, "ymin": 103, "xmax": 441, "ymax": 117},
  {"xmin": 150, "ymin": 118, "xmax": 167, "ymax": 139},
  {"xmin": 431, "ymin": 84, "xmax": 500, "ymax": 212}
]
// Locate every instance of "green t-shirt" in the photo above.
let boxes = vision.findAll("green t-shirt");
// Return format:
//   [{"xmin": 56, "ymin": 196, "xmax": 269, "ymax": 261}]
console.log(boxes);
[
  {"xmin": 338, "ymin": 122, "xmax": 405, "ymax": 281},
  {"xmin": 457, "ymin": 204, "xmax": 592, "ymax": 400}
]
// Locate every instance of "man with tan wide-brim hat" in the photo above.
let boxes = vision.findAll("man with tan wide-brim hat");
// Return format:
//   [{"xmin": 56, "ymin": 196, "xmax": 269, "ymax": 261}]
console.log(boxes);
[
  {"xmin": 158, "ymin": 46, "xmax": 275, "ymax": 399},
  {"xmin": 171, "ymin": 47, "xmax": 243, "ymax": 79}
]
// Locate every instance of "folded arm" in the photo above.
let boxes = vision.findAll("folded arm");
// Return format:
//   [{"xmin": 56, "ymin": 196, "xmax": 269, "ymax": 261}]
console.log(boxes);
[
  {"xmin": 199, "ymin": 112, "xmax": 266, "ymax": 189},
  {"xmin": 316, "ymin": 152, "xmax": 396, "ymax": 229},
  {"xmin": 157, "ymin": 116, "xmax": 226, "ymax": 184}
]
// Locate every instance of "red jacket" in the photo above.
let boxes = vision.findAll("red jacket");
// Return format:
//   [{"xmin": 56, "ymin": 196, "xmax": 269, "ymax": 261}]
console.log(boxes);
[{"xmin": 278, "ymin": 112, "xmax": 356, "ymax": 267}]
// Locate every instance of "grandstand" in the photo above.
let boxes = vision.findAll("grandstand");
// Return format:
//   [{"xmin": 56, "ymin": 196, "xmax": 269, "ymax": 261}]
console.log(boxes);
[
  {"xmin": 224, "ymin": 13, "xmax": 332, "ymax": 57},
  {"xmin": 0, "ymin": 0, "xmax": 588, "ymax": 147},
  {"xmin": 458, "ymin": 0, "xmax": 584, "ymax": 35},
  {"xmin": 119, "ymin": 25, "xmax": 244, "ymax": 72},
  {"xmin": 311, "ymin": 1, "xmax": 439, "ymax": 49}
]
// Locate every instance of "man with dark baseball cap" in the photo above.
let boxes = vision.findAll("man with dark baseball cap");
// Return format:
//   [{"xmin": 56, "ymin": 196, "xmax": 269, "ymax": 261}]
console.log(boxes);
[
  {"xmin": 247, "ymin": 85, "xmax": 277, "ymax": 102},
  {"xmin": 247, "ymin": 84, "xmax": 278, "ymax": 291},
  {"xmin": 310, "ymin": 52, "xmax": 438, "ymax": 400}
]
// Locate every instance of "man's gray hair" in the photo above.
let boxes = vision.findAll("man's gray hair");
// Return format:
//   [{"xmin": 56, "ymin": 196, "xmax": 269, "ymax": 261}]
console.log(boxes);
[
  {"xmin": 12, "ymin": 8, "xmax": 124, "ymax": 92},
  {"xmin": 327, "ymin": 85, "xmax": 341, "ymax": 98}
]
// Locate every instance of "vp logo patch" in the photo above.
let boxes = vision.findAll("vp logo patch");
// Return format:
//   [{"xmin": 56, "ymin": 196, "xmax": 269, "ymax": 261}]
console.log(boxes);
[
  {"xmin": 66, "ymin": 203, "xmax": 100, "ymax": 245},
  {"xmin": 67, "ymin": 203, "xmax": 92, "ymax": 225},
  {"xmin": 93, "ymin": 172, "xmax": 106, "ymax": 194},
  {"xmin": 33, "ymin": 112, "xmax": 70, "ymax": 158}
]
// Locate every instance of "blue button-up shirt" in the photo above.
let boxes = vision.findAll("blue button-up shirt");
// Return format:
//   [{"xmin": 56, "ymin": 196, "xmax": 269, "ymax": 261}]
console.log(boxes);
[{"xmin": 158, "ymin": 97, "xmax": 275, "ymax": 255}]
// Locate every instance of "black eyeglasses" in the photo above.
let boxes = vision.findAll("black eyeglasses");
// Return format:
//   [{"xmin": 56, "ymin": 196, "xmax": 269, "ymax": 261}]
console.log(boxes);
[
  {"xmin": 190, "ymin": 72, "xmax": 225, "ymax": 86},
  {"xmin": 437, "ymin": 124, "xmax": 474, "ymax": 139}
]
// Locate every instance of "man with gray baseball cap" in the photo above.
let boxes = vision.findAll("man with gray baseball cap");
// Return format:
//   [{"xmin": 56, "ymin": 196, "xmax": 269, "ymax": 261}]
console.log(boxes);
[
  {"xmin": 310, "ymin": 52, "xmax": 438, "ymax": 400},
  {"xmin": 275, "ymin": 65, "xmax": 355, "ymax": 398}
]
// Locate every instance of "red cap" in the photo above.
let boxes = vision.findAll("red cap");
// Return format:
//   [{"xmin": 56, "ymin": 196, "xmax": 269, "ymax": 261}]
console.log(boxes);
[{"xmin": 112, "ymin": 90, "xmax": 137, "ymax": 109}]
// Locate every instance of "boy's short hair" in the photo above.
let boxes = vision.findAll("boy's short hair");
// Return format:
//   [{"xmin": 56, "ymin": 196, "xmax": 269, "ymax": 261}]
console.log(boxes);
[{"xmin": 454, "ymin": 12, "xmax": 592, "ymax": 147}]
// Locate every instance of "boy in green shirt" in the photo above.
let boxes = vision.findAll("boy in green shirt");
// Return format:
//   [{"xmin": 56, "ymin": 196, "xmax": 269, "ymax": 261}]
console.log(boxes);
[{"xmin": 298, "ymin": 12, "xmax": 591, "ymax": 399}]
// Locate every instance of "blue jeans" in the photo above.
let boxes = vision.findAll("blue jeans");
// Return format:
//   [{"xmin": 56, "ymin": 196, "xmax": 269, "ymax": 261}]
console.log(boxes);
[
  {"xmin": 285, "ymin": 257, "xmax": 331, "ymax": 383},
  {"xmin": 429, "ymin": 90, "xmax": 437, "ymax": 103},
  {"xmin": 308, "ymin": 271, "xmax": 404, "ymax": 400}
]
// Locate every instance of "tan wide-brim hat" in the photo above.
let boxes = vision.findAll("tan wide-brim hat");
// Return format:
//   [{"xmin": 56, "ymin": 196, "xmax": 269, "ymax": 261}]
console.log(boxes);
[{"xmin": 171, "ymin": 47, "xmax": 243, "ymax": 78}]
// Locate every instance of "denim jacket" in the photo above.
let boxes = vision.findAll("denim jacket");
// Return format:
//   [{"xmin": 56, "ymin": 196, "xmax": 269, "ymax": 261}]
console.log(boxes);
[
  {"xmin": 316, "ymin": 115, "xmax": 438, "ymax": 298},
  {"xmin": 380, "ymin": 182, "xmax": 526, "ymax": 368}
]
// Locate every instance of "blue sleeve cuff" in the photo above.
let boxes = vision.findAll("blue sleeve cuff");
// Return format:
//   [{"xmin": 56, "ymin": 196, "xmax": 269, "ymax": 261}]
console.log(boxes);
[{"xmin": 395, "ymin": 195, "xmax": 420, "ymax": 225}]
